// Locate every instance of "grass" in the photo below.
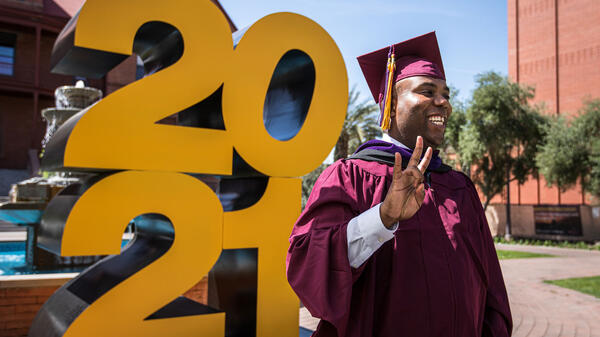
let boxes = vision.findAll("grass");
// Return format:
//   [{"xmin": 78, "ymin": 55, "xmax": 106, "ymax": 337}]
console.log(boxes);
[
  {"xmin": 496, "ymin": 249, "xmax": 554, "ymax": 260},
  {"xmin": 494, "ymin": 236, "xmax": 600, "ymax": 251},
  {"xmin": 544, "ymin": 276, "xmax": 600, "ymax": 299}
]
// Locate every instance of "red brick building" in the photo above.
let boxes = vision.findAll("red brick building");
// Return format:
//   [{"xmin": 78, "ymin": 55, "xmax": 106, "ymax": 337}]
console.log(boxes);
[
  {"xmin": 0, "ymin": 0, "xmax": 237, "ymax": 194},
  {"xmin": 506, "ymin": 0, "xmax": 600, "ymax": 206}
]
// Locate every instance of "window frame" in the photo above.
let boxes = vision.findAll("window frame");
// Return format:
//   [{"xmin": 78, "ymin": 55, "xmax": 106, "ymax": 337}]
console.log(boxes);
[{"xmin": 0, "ymin": 32, "xmax": 17, "ymax": 77}]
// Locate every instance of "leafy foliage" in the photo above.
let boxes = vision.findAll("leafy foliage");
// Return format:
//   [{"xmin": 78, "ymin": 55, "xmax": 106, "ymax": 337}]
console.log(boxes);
[
  {"xmin": 302, "ymin": 163, "xmax": 329, "ymax": 208},
  {"xmin": 535, "ymin": 116, "xmax": 585, "ymax": 190},
  {"xmin": 302, "ymin": 88, "xmax": 381, "ymax": 209},
  {"xmin": 439, "ymin": 85, "xmax": 467, "ymax": 170},
  {"xmin": 333, "ymin": 87, "xmax": 381, "ymax": 161},
  {"xmin": 590, "ymin": 139, "xmax": 600, "ymax": 199},
  {"xmin": 537, "ymin": 99, "xmax": 600, "ymax": 199},
  {"xmin": 570, "ymin": 100, "xmax": 600, "ymax": 198},
  {"xmin": 457, "ymin": 72, "xmax": 548, "ymax": 209}
]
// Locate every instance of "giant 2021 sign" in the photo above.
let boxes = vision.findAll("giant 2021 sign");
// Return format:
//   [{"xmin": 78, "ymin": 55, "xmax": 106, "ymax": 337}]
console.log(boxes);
[{"xmin": 29, "ymin": 1, "xmax": 347, "ymax": 336}]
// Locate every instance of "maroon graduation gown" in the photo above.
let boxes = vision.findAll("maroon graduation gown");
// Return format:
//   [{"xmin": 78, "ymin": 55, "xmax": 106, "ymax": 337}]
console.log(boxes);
[{"xmin": 287, "ymin": 158, "xmax": 512, "ymax": 337}]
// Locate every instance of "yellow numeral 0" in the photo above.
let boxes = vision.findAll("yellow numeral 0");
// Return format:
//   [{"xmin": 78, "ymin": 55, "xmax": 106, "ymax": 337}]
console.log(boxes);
[{"xmin": 223, "ymin": 12, "xmax": 347, "ymax": 177}]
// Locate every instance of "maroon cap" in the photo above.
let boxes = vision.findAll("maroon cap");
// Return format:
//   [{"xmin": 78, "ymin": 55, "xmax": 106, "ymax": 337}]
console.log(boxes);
[{"xmin": 357, "ymin": 31, "xmax": 446, "ymax": 103}]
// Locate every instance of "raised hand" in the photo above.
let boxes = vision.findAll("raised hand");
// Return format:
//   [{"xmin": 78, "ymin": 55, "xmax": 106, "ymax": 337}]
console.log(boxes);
[{"xmin": 380, "ymin": 136, "xmax": 433, "ymax": 229}]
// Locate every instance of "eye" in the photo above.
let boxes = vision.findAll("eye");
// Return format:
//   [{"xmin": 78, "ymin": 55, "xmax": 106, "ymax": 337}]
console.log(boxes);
[
  {"xmin": 420, "ymin": 90, "xmax": 434, "ymax": 97},
  {"xmin": 442, "ymin": 94, "xmax": 450, "ymax": 100}
]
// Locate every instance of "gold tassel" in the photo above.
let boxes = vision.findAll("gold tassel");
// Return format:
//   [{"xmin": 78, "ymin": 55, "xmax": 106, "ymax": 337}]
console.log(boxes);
[{"xmin": 381, "ymin": 53, "xmax": 395, "ymax": 130}]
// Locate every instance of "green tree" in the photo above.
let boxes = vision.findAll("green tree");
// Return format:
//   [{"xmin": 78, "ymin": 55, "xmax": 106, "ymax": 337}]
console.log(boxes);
[
  {"xmin": 537, "ymin": 99, "xmax": 600, "ymax": 199},
  {"xmin": 535, "ymin": 116, "xmax": 584, "ymax": 191},
  {"xmin": 440, "ymin": 85, "xmax": 467, "ymax": 170},
  {"xmin": 302, "ymin": 87, "xmax": 380, "ymax": 208},
  {"xmin": 333, "ymin": 87, "xmax": 381, "ymax": 160},
  {"xmin": 458, "ymin": 71, "xmax": 548, "ymax": 210},
  {"xmin": 590, "ymin": 139, "xmax": 600, "ymax": 199},
  {"xmin": 574, "ymin": 100, "xmax": 600, "ymax": 199},
  {"xmin": 302, "ymin": 163, "xmax": 329, "ymax": 208}
]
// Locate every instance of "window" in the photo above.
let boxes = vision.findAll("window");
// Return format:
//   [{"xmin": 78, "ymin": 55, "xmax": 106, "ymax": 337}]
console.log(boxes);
[{"xmin": 0, "ymin": 32, "xmax": 16, "ymax": 76}]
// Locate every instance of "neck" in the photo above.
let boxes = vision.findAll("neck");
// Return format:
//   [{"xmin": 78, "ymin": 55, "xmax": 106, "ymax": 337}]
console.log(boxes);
[
  {"xmin": 385, "ymin": 132, "xmax": 438, "ymax": 151},
  {"xmin": 382, "ymin": 133, "xmax": 410, "ymax": 150}
]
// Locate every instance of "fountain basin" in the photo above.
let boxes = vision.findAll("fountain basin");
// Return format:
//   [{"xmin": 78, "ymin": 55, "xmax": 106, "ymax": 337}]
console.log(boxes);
[
  {"xmin": 0, "ymin": 203, "xmax": 44, "ymax": 225},
  {"xmin": 0, "ymin": 240, "xmax": 131, "ymax": 276},
  {"xmin": 54, "ymin": 83, "xmax": 102, "ymax": 109}
]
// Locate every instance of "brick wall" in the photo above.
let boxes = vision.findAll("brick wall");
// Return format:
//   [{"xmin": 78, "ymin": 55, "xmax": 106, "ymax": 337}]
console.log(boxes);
[
  {"xmin": 0, "ymin": 285, "xmax": 59, "ymax": 337},
  {"xmin": 0, "ymin": 11, "xmax": 133, "ymax": 174},
  {"xmin": 105, "ymin": 55, "xmax": 137, "ymax": 96},
  {"xmin": 183, "ymin": 276, "xmax": 209, "ymax": 305},
  {"xmin": 506, "ymin": 0, "xmax": 599, "ymax": 206},
  {"xmin": 0, "ymin": 93, "xmax": 51, "ymax": 170},
  {"xmin": 38, "ymin": 31, "xmax": 79, "ymax": 92},
  {"xmin": 0, "ymin": 25, "xmax": 131, "ymax": 173},
  {"xmin": 0, "ymin": 0, "xmax": 44, "ymax": 13},
  {"xmin": 0, "ymin": 277, "xmax": 209, "ymax": 336},
  {"xmin": 486, "ymin": 204, "xmax": 600, "ymax": 240}
]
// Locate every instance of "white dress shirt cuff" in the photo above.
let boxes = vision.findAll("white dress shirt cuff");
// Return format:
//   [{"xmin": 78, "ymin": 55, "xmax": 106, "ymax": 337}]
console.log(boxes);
[{"xmin": 346, "ymin": 203, "xmax": 398, "ymax": 268}]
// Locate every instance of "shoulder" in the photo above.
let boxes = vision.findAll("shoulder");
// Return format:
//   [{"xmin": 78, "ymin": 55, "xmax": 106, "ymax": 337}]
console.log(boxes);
[
  {"xmin": 431, "ymin": 168, "xmax": 471, "ymax": 189},
  {"xmin": 339, "ymin": 157, "xmax": 392, "ymax": 178},
  {"xmin": 315, "ymin": 158, "xmax": 391, "ymax": 184},
  {"xmin": 452, "ymin": 170, "xmax": 477, "ymax": 191},
  {"xmin": 442, "ymin": 169, "xmax": 484, "ymax": 207},
  {"xmin": 306, "ymin": 159, "xmax": 390, "ymax": 206}
]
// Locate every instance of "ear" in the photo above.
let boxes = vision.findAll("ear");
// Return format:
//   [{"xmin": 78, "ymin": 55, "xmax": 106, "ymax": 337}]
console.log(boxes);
[
  {"xmin": 390, "ymin": 88, "xmax": 397, "ymax": 117},
  {"xmin": 390, "ymin": 80, "xmax": 406, "ymax": 117}
]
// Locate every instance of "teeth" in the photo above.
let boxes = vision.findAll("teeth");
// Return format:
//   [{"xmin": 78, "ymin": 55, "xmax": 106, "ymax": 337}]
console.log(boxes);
[{"xmin": 428, "ymin": 116, "xmax": 446, "ymax": 126}]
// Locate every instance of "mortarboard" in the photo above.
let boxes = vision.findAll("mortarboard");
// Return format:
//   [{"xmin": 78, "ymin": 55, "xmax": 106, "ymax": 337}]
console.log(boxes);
[{"xmin": 357, "ymin": 32, "xmax": 445, "ymax": 130}]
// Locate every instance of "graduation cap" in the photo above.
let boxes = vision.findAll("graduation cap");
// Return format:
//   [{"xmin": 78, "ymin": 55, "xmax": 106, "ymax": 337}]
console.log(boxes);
[{"xmin": 357, "ymin": 32, "xmax": 445, "ymax": 130}]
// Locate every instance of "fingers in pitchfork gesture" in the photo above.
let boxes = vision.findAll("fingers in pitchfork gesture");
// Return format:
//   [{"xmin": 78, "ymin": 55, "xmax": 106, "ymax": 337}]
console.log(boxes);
[{"xmin": 380, "ymin": 136, "xmax": 433, "ymax": 229}]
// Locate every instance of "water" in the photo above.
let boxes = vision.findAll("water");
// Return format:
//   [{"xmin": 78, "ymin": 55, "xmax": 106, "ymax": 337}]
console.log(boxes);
[
  {"xmin": 0, "ymin": 240, "xmax": 129, "ymax": 276},
  {"xmin": 0, "ymin": 242, "xmax": 27, "ymax": 275},
  {"xmin": 0, "ymin": 241, "xmax": 81, "ymax": 276},
  {"xmin": 41, "ymin": 113, "xmax": 57, "ymax": 149}
]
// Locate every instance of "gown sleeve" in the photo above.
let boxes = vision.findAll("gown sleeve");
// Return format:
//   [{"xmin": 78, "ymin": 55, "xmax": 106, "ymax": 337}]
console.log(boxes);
[
  {"xmin": 286, "ymin": 160, "xmax": 374, "ymax": 337},
  {"xmin": 465, "ymin": 178, "xmax": 513, "ymax": 337}
]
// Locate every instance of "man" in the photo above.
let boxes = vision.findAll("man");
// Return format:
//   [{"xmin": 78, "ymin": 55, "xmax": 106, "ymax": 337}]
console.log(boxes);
[{"xmin": 286, "ymin": 32, "xmax": 512, "ymax": 337}]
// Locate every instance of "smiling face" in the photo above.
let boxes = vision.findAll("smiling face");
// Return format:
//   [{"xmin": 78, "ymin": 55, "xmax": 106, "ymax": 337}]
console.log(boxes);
[{"xmin": 388, "ymin": 76, "xmax": 452, "ymax": 151}]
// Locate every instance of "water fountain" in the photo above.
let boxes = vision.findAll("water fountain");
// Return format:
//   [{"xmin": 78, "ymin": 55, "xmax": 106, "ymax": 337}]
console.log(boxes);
[{"xmin": 0, "ymin": 80, "xmax": 102, "ymax": 272}]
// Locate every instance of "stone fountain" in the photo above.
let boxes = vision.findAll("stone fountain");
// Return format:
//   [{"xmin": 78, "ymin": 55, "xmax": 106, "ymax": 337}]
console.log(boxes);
[
  {"xmin": 41, "ymin": 80, "xmax": 101, "ymax": 150},
  {"xmin": 0, "ymin": 81, "xmax": 102, "ymax": 269}
]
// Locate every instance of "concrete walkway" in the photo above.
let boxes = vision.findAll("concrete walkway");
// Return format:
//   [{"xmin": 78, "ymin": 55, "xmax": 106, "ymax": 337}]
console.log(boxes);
[
  {"xmin": 497, "ymin": 243, "xmax": 600, "ymax": 337},
  {"xmin": 299, "ymin": 244, "xmax": 600, "ymax": 336}
]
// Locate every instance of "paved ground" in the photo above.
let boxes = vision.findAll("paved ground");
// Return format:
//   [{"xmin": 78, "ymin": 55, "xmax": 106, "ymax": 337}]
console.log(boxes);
[
  {"xmin": 498, "ymin": 243, "xmax": 600, "ymax": 337},
  {"xmin": 299, "ymin": 243, "xmax": 600, "ymax": 336}
]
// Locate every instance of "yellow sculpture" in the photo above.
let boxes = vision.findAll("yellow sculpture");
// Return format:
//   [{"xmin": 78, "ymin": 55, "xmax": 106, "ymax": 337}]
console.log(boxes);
[{"xmin": 32, "ymin": 0, "xmax": 347, "ymax": 336}]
